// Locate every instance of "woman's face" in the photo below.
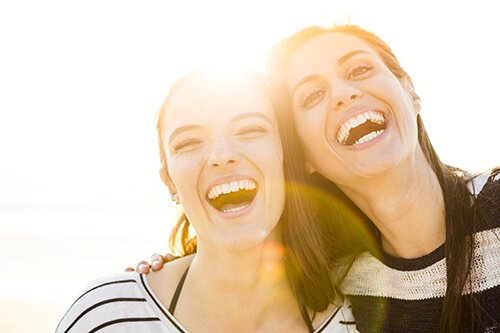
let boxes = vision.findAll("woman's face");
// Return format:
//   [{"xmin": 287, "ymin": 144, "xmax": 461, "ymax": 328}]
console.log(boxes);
[
  {"xmin": 161, "ymin": 75, "xmax": 285, "ymax": 251},
  {"xmin": 286, "ymin": 33, "xmax": 421, "ymax": 188}
]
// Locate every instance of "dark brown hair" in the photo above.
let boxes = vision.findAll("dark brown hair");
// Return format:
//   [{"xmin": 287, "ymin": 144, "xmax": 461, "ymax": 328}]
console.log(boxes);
[
  {"xmin": 155, "ymin": 68, "xmax": 337, "ymax": 315},
  {"xmin": 265, "ymin": 24, "xmax": 482, "ymax": 332}
]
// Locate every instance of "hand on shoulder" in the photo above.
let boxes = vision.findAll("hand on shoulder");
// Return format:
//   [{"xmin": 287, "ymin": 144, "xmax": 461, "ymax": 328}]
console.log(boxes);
[{"xmin": 125, "ymin": 252, "xmax": 179, "ymax": 274}]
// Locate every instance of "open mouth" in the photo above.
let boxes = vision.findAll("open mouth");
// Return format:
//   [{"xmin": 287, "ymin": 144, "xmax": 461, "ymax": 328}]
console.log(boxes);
[
  {"xmin": 207, "ymin": 179, "xmax": 258, "ymax": 213},
  {"xmin": 336, "ymin": 110, "xmax": 387, "ymax": 146}
]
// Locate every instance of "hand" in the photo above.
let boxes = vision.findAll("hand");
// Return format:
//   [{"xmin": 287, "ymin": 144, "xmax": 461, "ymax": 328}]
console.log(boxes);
[{"xmin": 125, "ymin": 253, "xmax": 177, "ymax": 273}]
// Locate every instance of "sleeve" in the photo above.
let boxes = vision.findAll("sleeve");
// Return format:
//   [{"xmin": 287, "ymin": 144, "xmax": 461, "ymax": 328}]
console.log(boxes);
[
  {"xmin": 475, "ymin": 167, "xmax": 500, "ymax": 229},
  {"xmin": 55, "ymin": 272, "xmax": 161, "ymax": 333}
]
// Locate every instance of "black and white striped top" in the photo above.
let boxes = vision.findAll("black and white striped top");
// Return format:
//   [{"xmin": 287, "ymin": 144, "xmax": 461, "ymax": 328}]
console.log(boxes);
[
  {"xmin": 56, "ymin": 271, "xmax": 357, "ymax": 332},
  {"xmin": 341, "ymin": 168, "xmax": 500, "ymax": 332}
]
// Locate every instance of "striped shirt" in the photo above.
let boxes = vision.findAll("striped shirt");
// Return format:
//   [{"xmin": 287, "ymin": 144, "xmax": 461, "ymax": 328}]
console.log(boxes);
[
  {"xmin": 341, "ymin": 168, "xmax": 500, "ymax": 332},
  {"xmin": 56, "ymin": 271, "xmax": 357, "ymax": 332}
]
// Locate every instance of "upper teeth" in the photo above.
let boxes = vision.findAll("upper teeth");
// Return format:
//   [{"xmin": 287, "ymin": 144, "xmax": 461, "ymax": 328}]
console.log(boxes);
[
  {"xmin": 207, "ymin": 179, "xmax": 256, "ymax": 200},
  {"xmin": 337, "ymin": 111, "xmax": 385, "ymax": 144}
]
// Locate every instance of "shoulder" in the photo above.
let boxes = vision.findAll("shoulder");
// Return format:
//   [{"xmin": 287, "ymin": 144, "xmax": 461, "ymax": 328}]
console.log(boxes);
[
  {"xmin": 469, "ymin": 167, "xmax": 500, "ymax": 228},
  {"xmin": 479, "ymin": 167, "xmax": 500, "ymax": 196},
  {"xmin": 143, "ymin": 255, "xmax": 195, "ymax": 311},
  {"xmin": 467, "ymin": 167, "xmax": 500, "ymax": 197},
  {"xmin": 55, "ymin": 272, "xmax": 159, "ymax": 332},
  {"xmin": 315, "ymin": 297, "xmax": 357, "ymax": 333}
]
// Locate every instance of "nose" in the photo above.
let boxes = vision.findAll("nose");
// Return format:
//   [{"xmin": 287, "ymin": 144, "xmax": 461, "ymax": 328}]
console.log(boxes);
[
  {"xmin": 330, "ymin": 82, "xmax": 362, "ymax": 111},
  {"xmin": 208, "ymin": 136, "xmax": 240, "ymax": 169}
]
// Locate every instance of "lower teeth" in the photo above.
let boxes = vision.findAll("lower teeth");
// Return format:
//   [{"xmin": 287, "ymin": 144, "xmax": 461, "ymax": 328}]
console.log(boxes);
[
  {"xmin": 353, "ymin": 129, "xmax": 385, "ymax": 145},
  {"xmin": 222, "ymin": 204, "xmax": 249, "ymax": 213}
]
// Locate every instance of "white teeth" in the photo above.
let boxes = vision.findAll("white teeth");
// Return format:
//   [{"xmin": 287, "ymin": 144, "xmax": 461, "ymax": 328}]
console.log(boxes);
[
  {"xmin": 353, "ymin": 129, "xmax": 385, "ymax": 145},
  {"xmin": 221, "ymin": 183, "xmax": 231, "ymax": 194},
  {"xmin": 230, "ymin": 181, "xmax": 239, "ymax": 192},
  {"xmin": 207, "ymin": 179, "xmax": 257, "ymax": 200},
  {"xmin": 222, "ymin": 204, "xmax": 249, "ymax": 213},
  {"xmin": 336, "ymin": 111, "xmax": 386, "ymax": 144}
]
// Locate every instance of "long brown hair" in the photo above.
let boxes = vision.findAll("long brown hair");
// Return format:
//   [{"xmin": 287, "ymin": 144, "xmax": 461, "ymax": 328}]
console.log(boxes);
[
  {"xmin": 266, "ymin": 24, "xmax": 482, "ymax": 332},
  {"xmin": 155, "ymin": 68, "xmax": 337, "ymax": 313}
]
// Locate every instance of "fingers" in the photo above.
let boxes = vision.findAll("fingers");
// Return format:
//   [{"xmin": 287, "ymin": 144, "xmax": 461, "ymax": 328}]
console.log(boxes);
[
  {"xmin": 149, "ymin": 253, "xmax": 178, "ymax": 271},
  {"xmin": 150, "ymin": 253, "xmax": 166, "ymax": 271},
  {"xmin": 164, "ymin": 253, "xmax": 176, "ymax": 262},
  {"xmin": 130, "ymin": 252, "xmax": 178, "ymax": 274},
  {"xmin": 136, "ymin": 260, "xmax": 151, "ymax": 274}
]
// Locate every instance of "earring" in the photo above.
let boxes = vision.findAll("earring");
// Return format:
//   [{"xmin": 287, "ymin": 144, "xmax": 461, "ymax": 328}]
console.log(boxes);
[{"xmin": 171, "ymin": 193, "xmax": 180, "ymax": 205}]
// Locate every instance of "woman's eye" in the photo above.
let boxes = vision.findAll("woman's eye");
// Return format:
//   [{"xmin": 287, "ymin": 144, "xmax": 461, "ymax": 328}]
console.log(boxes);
[
  {"xmin": 348, "ymin": 64, "xmax": 372, "ymax": 79},
  {"xmin": 237, "ymin": 126, "xmax": 268, "ymax": 138},
  {"xmin": 301, "ymin": 89, "xmax": 326, "ymax": 108},
  {"xmin": 172, "ymin": 138, "xmax": 203, "ymax": 152}
]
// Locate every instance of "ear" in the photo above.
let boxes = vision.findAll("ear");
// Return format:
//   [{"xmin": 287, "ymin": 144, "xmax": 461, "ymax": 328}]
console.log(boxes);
[
  {"xmin": 159, "ymin": 168, "xmax": 180, "ymax": 204},
  {"xmin": 159, "ymin": 166, "xmax": 169, "ymax": 186},
  {"xmin": 404, "ymin": 75, "xmax": 421, "ymax": 114}
]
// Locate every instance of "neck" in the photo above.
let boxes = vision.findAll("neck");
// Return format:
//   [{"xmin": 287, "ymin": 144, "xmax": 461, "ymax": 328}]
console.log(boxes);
[
  {"xmin": 192, "ymin": 236, "xmax": 288, "ymax": 291},
  {"xmin": 178, "ymin": 234, "xmax": 302, "ymax": 332},
  {"xmin": 340, "ymin": 149, "xmax": 446, "ymax": 258}
]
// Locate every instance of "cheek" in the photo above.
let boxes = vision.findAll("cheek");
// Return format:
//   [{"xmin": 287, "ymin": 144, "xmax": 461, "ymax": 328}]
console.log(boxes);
[
  {"xmin": 293, "ymin": 112, "xmax": 315, "ymax": 144},
  {"xmin": 167, "ymin": 155, "xmax": 204, "ymax": 196},
  {"xmin": 294, "ymin": 111, "xmax": 329, "ymax": 155},
  {"xmin": 274, "ymin": 135, "xmax": 284, "ymax": 164},
  {"xmin": 256, "ymin": 139, "xmax": 283, "ymax": 167}
]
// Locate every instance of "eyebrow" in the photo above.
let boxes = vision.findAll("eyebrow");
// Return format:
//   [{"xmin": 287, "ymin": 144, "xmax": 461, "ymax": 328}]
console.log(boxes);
[
  {"xmin": 231, "ymin": 112, "xmax": 273, "ymax": 124},
  {"xmin": 167, "ymin": 112, "xmax": 273, "ymax": 144},
  {"xmin": 168, "ymin": 124, "xmax": 203, "ymax": 145},
  {"xmin": 291, "ymin": 50, "xmax": 369, "ymax": 97},
  {"xmin": 338, "ymin": 50, "xmax": 368, "ymax": 66},
  {"xmin": 291, "ymin": 74, "xmax": 319, "ymax": 97}
]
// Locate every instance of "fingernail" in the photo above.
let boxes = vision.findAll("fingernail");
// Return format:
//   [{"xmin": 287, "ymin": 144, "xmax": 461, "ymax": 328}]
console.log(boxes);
[
  {"xmin": 152, "ymin": 260, "xmax": 161, "ymax": 268},
  {"xmin": 138, "ymin": 264, "xmax": 148, "ymax": 272}
]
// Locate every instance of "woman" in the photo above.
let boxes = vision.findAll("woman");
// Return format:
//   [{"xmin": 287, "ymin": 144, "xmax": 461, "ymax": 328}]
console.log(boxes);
[
  {"xmin": 267, "ymin": 24, "xmax": 500, "ymax": 332},
  {"xmin": 55, "ymin": 68, "xmax": 355, "ymax": 332},
  {"xmin": 142, "ymin": 25, "xmax": 500, "ymax": 332}
]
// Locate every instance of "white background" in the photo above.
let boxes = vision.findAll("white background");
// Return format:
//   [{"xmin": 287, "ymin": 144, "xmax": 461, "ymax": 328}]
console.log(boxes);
[{"xmin": 1, "ymin": 0, "xmax": 499, "ymax": 331}]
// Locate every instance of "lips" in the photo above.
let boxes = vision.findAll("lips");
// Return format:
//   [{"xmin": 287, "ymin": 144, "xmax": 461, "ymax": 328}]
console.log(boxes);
[
  {"xmin": 336, "ymin": 110, "xmax": 387, "ymax": 146},
  {"xmin": 206, "ymin": 179, "xmax": 258, "ymax": 213}
]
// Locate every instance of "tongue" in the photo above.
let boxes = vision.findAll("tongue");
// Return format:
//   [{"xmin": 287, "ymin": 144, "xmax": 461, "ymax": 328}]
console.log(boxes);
[
  {"xmin": 210, "ymin": 189, "xmax": 257, "ymax": 212},
  {"xmin": 345, "ymin": 121, "xmax": 385, "ymax": 145}
]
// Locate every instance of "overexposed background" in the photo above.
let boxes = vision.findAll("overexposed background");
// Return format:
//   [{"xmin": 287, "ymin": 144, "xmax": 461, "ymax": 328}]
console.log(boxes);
[{"xmin": 1, "ymin": 0, "xmax": 499, "ymax": 331}]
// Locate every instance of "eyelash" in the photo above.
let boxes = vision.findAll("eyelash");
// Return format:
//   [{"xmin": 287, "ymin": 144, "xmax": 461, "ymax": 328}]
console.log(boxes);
[
  {"xmin": 237, "ymin": 126, "xmax": 268, "ymax": 136},
  {"xmin": 302, "ymin": 89, "xmax": 326, "ymax": 108},
  {"xmin": 348, "ymin": 64, "xmax": 372, "ymax": 79},
  {"xmin": 172, "ymin": 126, "xmax": 267, "ymax": 151},
  {"xmin": 172, "ymin": 138, "xmax": 203, "ymax": 152}
]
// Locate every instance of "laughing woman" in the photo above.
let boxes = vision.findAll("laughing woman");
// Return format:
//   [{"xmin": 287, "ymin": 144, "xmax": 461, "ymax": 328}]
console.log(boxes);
[
  {"xmin": 55, "ymin": 69, "xmax": 356, "ymax": 333},
  {"xmin": 266, "ymin": 25, "xmax": 500, "ymax": 332}
]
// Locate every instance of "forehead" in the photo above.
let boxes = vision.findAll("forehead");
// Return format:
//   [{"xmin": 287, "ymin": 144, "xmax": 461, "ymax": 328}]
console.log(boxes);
[
  {"xmin": 162, "ymin": 75, "xmax": 275, "ymax": 130},
  {"xmin": 287, "ymin": 32, "xmax": 379, "ymax": 83}
]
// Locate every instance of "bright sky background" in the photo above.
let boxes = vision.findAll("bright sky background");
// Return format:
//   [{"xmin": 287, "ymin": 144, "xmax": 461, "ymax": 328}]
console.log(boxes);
[{"xmin": 1, "ymin": 0, "xmax": 499, "ymax": 331}]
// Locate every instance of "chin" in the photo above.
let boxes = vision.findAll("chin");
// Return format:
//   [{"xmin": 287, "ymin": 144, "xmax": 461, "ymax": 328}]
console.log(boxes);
[
  {"xmin": 222, "ymin": 239, "xmax": 265, "ymax": 252},
  {"xmin": 217, "ymin": 230, "xmax": 270, "ymax": 252},
  {"xmin": 351, "ymin": 156, "xmax": 404, "ymax": 179}
]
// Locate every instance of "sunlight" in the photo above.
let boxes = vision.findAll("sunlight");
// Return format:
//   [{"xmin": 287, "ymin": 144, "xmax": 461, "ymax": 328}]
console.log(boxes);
[{"xmin": 2, "ymin": 1, "xmax": 500, "ymax": 332}]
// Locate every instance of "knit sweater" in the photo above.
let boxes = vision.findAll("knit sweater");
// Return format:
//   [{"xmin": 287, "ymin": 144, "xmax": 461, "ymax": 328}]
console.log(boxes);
[{"xmin": 341, "ymin": 168, "xmax": 500, "ymax": 332}]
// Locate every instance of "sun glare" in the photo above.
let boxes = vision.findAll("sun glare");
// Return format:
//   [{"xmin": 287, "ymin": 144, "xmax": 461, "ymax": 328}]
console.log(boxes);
[{"xmin": 194, "ymin": 58, "xmax": 262, "ymax": 84}]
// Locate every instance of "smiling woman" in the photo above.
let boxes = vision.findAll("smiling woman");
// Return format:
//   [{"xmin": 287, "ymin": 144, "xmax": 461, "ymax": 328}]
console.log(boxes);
[
  {"xmin": 158, "ymin": 70, "xmax": 285, "ymax": 253},
  {"xmin": 54, "ymin": 68, "xmax": 356, "ymax": 333},
  {"xmin": 266, "ymin": 24, "xmax": 500, "ymax": 332}
]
